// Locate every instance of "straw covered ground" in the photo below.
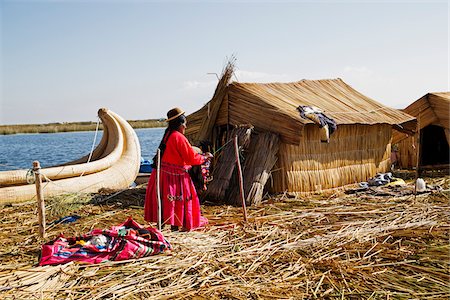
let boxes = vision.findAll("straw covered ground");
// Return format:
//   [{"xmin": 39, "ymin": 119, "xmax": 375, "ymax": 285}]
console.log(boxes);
[{"xmin": 0, "ymin": 176, "xmax": 449, "ymax": 299}]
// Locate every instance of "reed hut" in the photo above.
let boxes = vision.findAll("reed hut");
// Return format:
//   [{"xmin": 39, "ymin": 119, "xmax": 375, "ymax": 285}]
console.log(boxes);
[
  {"xmin": 187, "ymin": 64, "xmax": 416, "ymax": 200},
  {"xmin": 392, "ymin": 92, "xmax": 450, "ymax": 170}
]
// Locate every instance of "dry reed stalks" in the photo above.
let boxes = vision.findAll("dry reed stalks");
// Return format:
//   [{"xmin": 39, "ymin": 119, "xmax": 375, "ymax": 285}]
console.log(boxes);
[
  {"xmin": 0, "ymin": 176, "xmax": 448, "ymax": 299},
  {"xmin": 273, "ymin": 124, "xmax": 392, "ymax": 194},
  {"xmin": 202, "ymin": 125, "xmax": 253, "ymax": 203},
  {"xmin": 228, "ymin": 131, "xmax": 279, "ymax": 206},
  {"xmin": 194, "ymin": 57, "xmax": 236, "ymax": 145}
]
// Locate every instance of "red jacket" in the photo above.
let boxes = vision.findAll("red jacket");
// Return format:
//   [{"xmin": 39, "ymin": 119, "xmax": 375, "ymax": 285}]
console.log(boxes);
[{"xmin": 162, "ymin": 131, "xmax": 205, "ymax": 167}]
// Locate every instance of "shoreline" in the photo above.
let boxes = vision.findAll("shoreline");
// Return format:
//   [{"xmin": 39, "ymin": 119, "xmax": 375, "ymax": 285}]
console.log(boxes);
[{"xmin": 0, "ymin": 119, "xmax": 166, "ymax": 135}]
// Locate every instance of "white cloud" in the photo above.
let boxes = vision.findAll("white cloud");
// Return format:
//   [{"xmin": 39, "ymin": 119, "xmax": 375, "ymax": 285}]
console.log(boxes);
[{"xmin": 182, "ymin": 80, "xmax": 217, "ymax": 90}]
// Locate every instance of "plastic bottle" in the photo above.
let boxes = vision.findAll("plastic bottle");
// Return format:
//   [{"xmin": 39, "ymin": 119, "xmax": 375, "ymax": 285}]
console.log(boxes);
[{"xmin": 416, "ymin": 178, "xmax": 426, "ymax": 192}]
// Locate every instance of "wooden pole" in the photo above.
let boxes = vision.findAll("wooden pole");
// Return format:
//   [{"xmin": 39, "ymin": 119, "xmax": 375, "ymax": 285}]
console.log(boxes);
[
  {"xmin": 156, "ymin": 149, "xmax": 162, "ymax": 230},
  {"xmin": 234, "ymin": 135, "xmax": 248, "ymax": 222},
  {"xmin": 33, "ymin": 161, "xmax": 46, "ymax": 238},
  {"xmin": 414, "ymin": 113, "xmax": 421, "ymax": 200}
]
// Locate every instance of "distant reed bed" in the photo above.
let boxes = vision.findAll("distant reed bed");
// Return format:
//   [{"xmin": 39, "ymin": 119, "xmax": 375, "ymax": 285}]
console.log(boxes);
[
  {"xmin": 0, "ymin": 119, "xmax": 165, "ymax": 135},
  {"xmin": 128, "ymin": 119, "xmax": 166, "ymax": 129}
]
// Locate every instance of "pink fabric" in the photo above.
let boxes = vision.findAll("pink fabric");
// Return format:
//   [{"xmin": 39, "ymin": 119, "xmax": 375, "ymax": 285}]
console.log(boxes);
[
  {"xmin": 144, "ymin": 162, "xmax": 208, "ymax": 230},
  {"xmin": 144, "ymin": 130, "xmax": 208, "ymax": 231},
  {"xmin": 39, "ymin": 217, "xmax": 171, "ymax": 266}
]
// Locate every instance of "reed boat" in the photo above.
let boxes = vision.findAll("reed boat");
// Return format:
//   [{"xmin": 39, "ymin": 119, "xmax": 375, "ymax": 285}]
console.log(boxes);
[{"xmin": 0, "ymin": 108, "xmax": 141, "ymax": 205}]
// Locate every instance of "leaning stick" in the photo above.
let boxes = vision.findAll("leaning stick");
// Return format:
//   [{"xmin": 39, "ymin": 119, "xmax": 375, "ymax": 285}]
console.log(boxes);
[
  {"xmin": 156, "ymin": 149, "xmax": 162, "ymax": 230},
  {"xmin": 33, "ymin": 161, "xmax": 46, "ymax": 238},
  {"xmin": 414, "ymin": 112, "xmax": 421, "ymax": 200},
  {"xmin": 234, "ymin": 135, "xmax": 248, "ymax": 222}
]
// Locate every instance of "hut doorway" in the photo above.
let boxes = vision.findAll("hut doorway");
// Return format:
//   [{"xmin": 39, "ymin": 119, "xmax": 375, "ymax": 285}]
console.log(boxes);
[{"xmin": 420, "ymin": 125, "xmax": 450, "ymax": 166}]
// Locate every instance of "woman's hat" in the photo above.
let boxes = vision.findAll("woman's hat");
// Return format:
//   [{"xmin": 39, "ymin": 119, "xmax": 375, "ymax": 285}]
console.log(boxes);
[{"xmin": 166, "ymin": 107, "xmax": 185, "ymax": 122}]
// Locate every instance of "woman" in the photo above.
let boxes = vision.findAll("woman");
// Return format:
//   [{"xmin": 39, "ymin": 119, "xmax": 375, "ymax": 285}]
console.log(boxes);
[{"xmin": 144, "ymin": 107, "xmax": 212, "ymax": 231}]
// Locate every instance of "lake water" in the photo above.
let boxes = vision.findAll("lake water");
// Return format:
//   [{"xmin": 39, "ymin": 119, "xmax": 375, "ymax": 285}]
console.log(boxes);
[{"xmin": 0, "ymin": 128, "xmax": 165, "ymax": 171}]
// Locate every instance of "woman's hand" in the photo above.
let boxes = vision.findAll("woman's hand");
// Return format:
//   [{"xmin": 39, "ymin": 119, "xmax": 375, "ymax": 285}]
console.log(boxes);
[{"xmin": 204, "ymin": 152, "xmax": 213, "ymax": 161}]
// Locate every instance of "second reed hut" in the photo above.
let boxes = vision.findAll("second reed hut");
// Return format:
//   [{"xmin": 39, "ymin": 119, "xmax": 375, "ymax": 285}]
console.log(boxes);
[
  {"xmin": 187, "ymin": 64, "xmax": 416, "ymax": 202},
  {"xmin": 392, "ymin": 92, "xmax": 450, "ymax": 170}
]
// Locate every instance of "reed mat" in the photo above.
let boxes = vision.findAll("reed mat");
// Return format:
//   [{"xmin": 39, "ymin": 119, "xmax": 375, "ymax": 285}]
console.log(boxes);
[{"xmin": 0, "ymin": 177, "xmax": 449, "ymax": 299}]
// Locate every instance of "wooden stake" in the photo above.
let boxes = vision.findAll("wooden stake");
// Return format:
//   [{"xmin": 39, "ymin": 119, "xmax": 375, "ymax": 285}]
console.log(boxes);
[
  {"xmin": 234, "ymin": 135, "xmax": 248, "ymax": 222},
  {"xmin": 414, "ymin": 113, "xmax": 421, "ymax": 200},
  {"xmin": 33, "ymin": 161, "xmax": 46, "ymax": 238},
  {"xmin": 156, "ymin": 149, "xmax": 162, "ymax": 230}
]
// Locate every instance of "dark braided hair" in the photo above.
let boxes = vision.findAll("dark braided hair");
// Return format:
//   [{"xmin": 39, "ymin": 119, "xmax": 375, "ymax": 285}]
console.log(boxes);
[{"xmin": 151, "ymin": 114, "xmax": 186, "ymax": 168}]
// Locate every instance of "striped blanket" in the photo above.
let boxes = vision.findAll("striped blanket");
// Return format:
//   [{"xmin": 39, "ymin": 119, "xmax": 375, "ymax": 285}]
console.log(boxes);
[{"xmin": 40, "ymin": 217, "xmax": 171, "ymax": 266}]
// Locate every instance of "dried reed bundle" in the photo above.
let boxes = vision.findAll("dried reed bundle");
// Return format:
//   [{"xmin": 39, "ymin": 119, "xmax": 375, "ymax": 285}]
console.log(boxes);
[
  {"xmin": 202, "ymin": 125, "xmax": 253, "ymax": 203},
  {"xmin": 0, "ymin": 262, "xmax": 78, "ymax": 294},
  {"xmin": 228, "ymin": 132, "xmax": 279, "ymax": 206},
  {"xmin": 0, "ymin": 176, "xmax": 449, "ymax": 299},
  {"xmin": 194, "ymin": 57, "xmax": 236, "ymax": 145}
]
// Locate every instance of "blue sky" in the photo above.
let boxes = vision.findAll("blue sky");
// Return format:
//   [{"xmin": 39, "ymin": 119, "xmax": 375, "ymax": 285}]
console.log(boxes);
[{"xmin": 1, "ymin": 0, "xmax": 448, "ymax": 125}]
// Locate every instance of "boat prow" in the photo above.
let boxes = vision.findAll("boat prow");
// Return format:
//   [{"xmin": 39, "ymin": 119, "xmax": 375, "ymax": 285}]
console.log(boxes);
[{"xmin": 0, "ymin": 108, "xmax": 141, "ymax": 205}]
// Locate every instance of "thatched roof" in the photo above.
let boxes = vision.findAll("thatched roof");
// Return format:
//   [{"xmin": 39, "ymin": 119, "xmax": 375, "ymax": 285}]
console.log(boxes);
[
  {"xmin": 188, "ymin": 77, "xmax": 416, "ymax": 145},
  {"xmin": 229, "ymin": 79, "xmax": 414, "ymax": 125},
  {"xmin": 403, "ymin": 92, "xmax": 449, "ymax": 129},
  {"xmin": 392, "ymin": 92, "xmax": 450, "ymax": 144}
]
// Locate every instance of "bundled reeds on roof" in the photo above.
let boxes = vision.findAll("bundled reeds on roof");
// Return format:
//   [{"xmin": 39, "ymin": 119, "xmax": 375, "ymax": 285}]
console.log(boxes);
[{"xmin": 192, "ymin": 58, "xmax": 235, "ymax": 145}]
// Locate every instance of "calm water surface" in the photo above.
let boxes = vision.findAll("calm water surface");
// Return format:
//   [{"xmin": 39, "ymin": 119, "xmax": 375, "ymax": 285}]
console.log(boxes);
[{"xmin": 0, "ymin": 128, "xmax": 165, "ymax": 171}]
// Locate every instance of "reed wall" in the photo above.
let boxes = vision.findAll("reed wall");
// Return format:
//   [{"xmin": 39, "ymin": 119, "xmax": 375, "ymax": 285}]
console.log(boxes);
[
  {"xmin": 392, "ymin": 93, "xmax": 450, "ymax": 169},
  {"xmin": 271, "ymin": 124, "xmax": 392, "ymax": 194},
  {"xmin": 396, "ymin": 136, "xmax": 417, "ymax": 169}
]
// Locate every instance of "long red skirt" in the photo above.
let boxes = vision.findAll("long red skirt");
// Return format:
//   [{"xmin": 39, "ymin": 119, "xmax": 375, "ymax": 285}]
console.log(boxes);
[{"xmin": 144, "ymin": 162, "xmax": 208, "ymax": 231}]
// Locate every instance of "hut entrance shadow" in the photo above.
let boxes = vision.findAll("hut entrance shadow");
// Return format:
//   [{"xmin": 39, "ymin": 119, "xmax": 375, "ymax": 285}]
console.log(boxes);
[{"xmin": 420, "ymin": 125, "xmax": 450, "ymax": 166}]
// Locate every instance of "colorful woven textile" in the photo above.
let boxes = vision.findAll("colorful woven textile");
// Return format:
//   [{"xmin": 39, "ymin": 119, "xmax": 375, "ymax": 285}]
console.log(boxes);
[
  {"xmin": 40, "ymin": 217, "xmax": 171, "ymax": 266},
  {"xmin": 201, "ymin": 160, "xmax": 212, "ymax": 190}
]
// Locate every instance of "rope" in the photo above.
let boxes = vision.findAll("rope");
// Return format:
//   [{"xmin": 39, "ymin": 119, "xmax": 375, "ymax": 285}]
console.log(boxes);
[
  {"xmin": 26, "ymin": 169, "xmax": 35, "ymax": 184},
  {"xmin": 38, "ymin": 174, "xmax": 129, "ymax": 209},
  {"xmin": 80, "ymin": 117, "xmax": 101, "ymax": 177},
  {"xmin": 212, "ymin": 138, "xmax": 234, "ymax": 156},
  {"xmin": 41, "ymin": 173, "xmax": 73, "ymax": 193},
  {"xmin": 41, "ymin": 172, "xmax": 91, "ymax": 193},
  {"xmin": 24, "ymin": 115, "xmax": 101, "ymax": 190},
  {"xmin": 94, "ymin": 188, "xmax": 130, "ymax": 204}
]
